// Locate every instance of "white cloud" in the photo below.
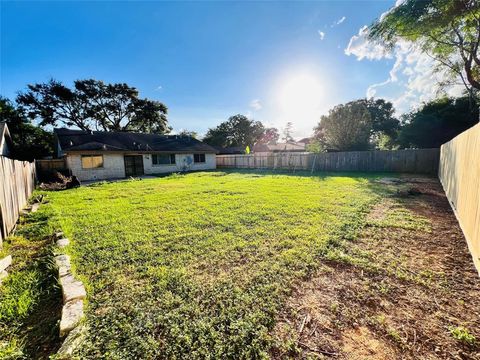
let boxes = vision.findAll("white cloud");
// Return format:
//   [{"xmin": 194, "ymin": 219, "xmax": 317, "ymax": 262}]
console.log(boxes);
[
  {"xmin": 155, "ymin": 85, "xmax": 162, "ymax": 91},
  {"xmin": 249, "ymin": 99, "xmax": 262, "ymax": 111},
  {"xmin": 318, "ymin": 30, "xmax": 325, "ymax": 40},
  {"xmin": 332, "ymin": 16, "xmax": 346, "ymax": 27},
  {"xmin": 345, "ymin": 24, "xmax": 465, "ymax": 113},
  {"xmin": 344, "ymin": 26, "xmax": 391, "ymax": 60}
]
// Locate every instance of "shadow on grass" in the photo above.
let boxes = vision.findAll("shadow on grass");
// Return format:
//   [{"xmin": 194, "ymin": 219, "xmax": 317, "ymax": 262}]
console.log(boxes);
[{"xmin": 0, "ymin": 209, "xmax": 62, "ymax": 359}]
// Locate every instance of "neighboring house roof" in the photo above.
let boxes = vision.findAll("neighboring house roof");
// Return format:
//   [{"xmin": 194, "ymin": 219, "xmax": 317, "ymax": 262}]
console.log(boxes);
[
  {"xmin": 298, "ymin": 137, "xmax": 312, "ymax": 145},
  {"xmin": 0, "ymin": 122, "xmax": 13, "ymax": 157},
  {"xmin": 214, "ymin": 146, "xmax": 245, "ymax": 155},
  {"xmin": 252, "ymin": 142, "xmax": 306, "ymax": 153},
  {"xmin": 55, "ymin": 128, "xmax": 218, "ymax": 153}
]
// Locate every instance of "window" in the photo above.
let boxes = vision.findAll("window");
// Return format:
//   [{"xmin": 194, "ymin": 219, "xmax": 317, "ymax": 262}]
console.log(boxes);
[
  {"xmin": 81, "ymin": 155, "xmax": 103, "ymax": 169},
  {"xmin": 194, "ymin": 153, "xmax": 206, "ymax": 163},
  {"xmin": 152, "ymin": 154, "xmax": 176, "ymax": 165}
]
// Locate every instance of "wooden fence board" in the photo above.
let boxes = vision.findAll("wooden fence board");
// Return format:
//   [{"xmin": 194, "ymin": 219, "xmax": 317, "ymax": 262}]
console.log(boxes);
[
  {"xmin": 439, "ymin": 123, "xmax": 480, "ymax": 274},
  {"xmin": 217, "ymin": 149, "xmax": 440, "ymax": 174},
  {"xmin": 0, "ymin": 156, "xmax": 36, "ymax": 246}
]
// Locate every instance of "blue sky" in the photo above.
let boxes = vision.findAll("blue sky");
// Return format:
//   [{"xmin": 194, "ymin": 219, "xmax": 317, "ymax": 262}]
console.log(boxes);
[{"xmin": 1, "ymin": 1, "xmax": 406, "ymax": 138}]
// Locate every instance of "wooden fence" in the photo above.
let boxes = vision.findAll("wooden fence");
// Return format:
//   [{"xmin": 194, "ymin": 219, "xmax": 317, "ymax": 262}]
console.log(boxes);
[
  {"xmin": 0, "ymin": 156, "xmax": 36, "ymax": 246},
  {"xmin": 217, "ymin": 148, "xmax": 440, "ymax": 174},
  {"xmin": 439, "ymin": 123, "xmax": 480, "ymax": 274}
]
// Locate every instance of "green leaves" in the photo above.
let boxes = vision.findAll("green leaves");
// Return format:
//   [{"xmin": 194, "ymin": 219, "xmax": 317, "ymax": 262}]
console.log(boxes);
[
  {"xmin": 369, "ymin": 0, "xmax": 480, "ymax": 91},
  {"xmin": 203, "ymin": 114, "xmax": 270, "ymax": 148},
  {"xmin": 16, "ymin": 79, "xmax": 171, "ymax": 134}
]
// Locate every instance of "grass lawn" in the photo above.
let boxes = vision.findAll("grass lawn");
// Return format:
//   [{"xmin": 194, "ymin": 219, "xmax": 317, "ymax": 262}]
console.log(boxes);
[
  {"xmin": 41, "ymin": 170, "xmax": 383, "ymax": 358},
  {"xmin": 0, "ymin": 209, "xmax": 62, "ymax": 359},
  {"xmin": 2, "ymin": 170, "xmax": 478, "ymax": 359}
]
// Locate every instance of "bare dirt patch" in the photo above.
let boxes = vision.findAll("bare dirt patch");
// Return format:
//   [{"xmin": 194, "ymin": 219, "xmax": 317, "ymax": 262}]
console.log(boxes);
[{"xmin": 271, "ymin": 178, "xmax": 480, "ymax": 359}]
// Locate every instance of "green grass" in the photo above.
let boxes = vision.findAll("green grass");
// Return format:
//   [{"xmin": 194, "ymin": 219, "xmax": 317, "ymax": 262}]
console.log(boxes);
[
  {"xmin": 0, "ymin": 209, "xmax": 62, "ymax": 359},
  {"xmin": 41, "ymin": 170, "xmax": 387, "ymax": 358}
]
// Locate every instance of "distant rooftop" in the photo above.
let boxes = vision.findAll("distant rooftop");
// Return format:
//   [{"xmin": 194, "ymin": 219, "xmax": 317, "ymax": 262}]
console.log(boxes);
[{"xmin": 252, "ymin": 142, "xmax": 306, "ymax": 153}]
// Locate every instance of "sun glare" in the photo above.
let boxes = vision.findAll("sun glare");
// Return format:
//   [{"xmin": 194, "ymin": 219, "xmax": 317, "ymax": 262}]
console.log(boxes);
[{"xmin": 275, "ymin": 72, "xmax": 325, "ymax": 130}]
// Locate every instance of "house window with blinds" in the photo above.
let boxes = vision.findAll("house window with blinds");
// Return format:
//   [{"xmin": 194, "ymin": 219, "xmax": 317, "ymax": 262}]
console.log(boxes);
[
  {"xmin": 81, "ymin": 155, "xmax": 104, "ymax": 169},
  {"xmin": 152, "ymin": 154, "xmax": 176, "ymax": 165}
]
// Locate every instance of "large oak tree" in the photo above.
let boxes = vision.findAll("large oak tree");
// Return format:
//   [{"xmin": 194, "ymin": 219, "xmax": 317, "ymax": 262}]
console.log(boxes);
[
  {"xmin": 202, "ymin": 114, "xmax": 271, "ymax": 148},
  {"xmin": 17, "ymin": 79, "xmax": 171, "ymax": 133},
  {"xmin": 313, "ymin": 98, "xmax": 400, "ymax": 151}
]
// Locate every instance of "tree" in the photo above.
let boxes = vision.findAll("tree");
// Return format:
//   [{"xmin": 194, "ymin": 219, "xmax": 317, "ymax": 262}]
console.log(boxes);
[
  {"xmin": 369, "ymin": 0, "xmax": 480, "ymax": 98},
  {"xmin": 202, "ymin": 114, "xmax": 265, "ymax": 148},
  {"xmin": 364, "ymin": 98, "xmax": 400, "ymax": 149},
  {"xmin": 282, "ymin": 122, "xmax": 294, "ymax": 142},
  {"xmin": 317, "ymin": 101, "xmax": 372, "ymax": 151},
  {"xmin": 313, "ymin": 98, "xmax": 399, "ymax": 151},
  {"xmin": 306, "ymin": 140, "xmax": 325, "ymax": 153},
  {"xmin": 258, "ymin": 127, "xmax": 279, "ymax": 144},
  {"xmin": 17, "ymin": 79, "xmax": 171, "ymax": 133},
  {"xmin": 398, "ymin": 96, "xmax": 478, "ymax": 148},
  {"xmin": 0, "ymin": 97, "xmax": 54, "ymax": 161},
  {"xmin": 178, "ymin": 129, "xmax": 198, "ymax": 139}
]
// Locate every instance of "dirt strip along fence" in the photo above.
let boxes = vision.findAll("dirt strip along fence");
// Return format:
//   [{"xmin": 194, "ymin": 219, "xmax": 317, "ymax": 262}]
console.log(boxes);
[
  {"xmin": 0, "ymin": 156, "xmax": 36, "ymax": 246},
  {"xmin": 439, "ymin": 123, "xmax": 480, "ymax": 274},
  {"xmin": 217, "ymin": 148, "xmax": 440, "ymax": 174}
]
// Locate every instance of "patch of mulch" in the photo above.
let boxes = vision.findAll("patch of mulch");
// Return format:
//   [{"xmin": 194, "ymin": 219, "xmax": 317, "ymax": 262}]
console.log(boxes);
[{"xmin": 270, "ymin": 179, "xmax": 480, "ymax": 360}]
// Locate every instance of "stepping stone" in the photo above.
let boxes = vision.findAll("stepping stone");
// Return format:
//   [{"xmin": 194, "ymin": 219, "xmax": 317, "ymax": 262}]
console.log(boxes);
[
  {"xmin": 57, "ymin": 325, "xmax": 86, "ymax": 357},
  {"xmin": 60, "ymin": 275, "xmax": 86, "ymax": 303},
  {"xmin": 55, "ymin": 255, "xmax": 71, "ymax": 277},
  {"xmin": 60, "ymin": 299, "xmax": 84, "ymax": 337},
  {"xmin": 57, "ymin": 238, "xmax": 70, "ymax": 248},
  {"xmin": 31, "ymin": 203, "xmax": 40, "ymax": 212},
  {"xmin": 0, "ymin": 255, "xmax": 12, "ymax": 272}
]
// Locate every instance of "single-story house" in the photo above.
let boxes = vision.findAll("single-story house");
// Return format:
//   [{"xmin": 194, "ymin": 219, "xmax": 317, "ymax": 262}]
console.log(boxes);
[
  {"xmin": 252, "ymin": 142, "xmax": 306, "ymax": 156},
  {"xmin": 0, "ymin": 123, "xmax": 13, "ymax": 158},
  {"xmin": 55, "ymin": 128, "xmax": 218, "ymax": 181}
]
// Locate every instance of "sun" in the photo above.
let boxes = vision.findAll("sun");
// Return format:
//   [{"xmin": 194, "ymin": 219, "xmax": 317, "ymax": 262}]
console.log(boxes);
[{"xmin": 276, "ymin": 72, "xmax": 324, "ymax": 126}]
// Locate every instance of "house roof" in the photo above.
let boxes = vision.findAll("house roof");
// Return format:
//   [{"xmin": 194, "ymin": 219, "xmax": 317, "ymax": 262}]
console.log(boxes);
[
  {"xmin": 55, "ymin": 128, "xmax": 218, "ymax": 153},
  {"xmin": 298, "ymin": 137, "xmax": 312, "ymax": 144},
  {"xmin": 0, "ymin": 122, "xmax": 13, "ymax": 151},
  {"xmin": 252, "ymin": 142, "xmax": 306, "ymax": 152}
]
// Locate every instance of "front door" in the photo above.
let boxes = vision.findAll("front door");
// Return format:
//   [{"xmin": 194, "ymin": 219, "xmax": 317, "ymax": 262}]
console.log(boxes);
[{"xmin": 124, "ymin": 155, "xmax": 144, "ymax": 177}]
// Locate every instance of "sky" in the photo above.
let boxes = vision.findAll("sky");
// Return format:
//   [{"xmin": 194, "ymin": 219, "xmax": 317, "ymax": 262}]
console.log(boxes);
[{"xmin": 0, "ymin": 1, "xmax": 457, "ymax": 138}]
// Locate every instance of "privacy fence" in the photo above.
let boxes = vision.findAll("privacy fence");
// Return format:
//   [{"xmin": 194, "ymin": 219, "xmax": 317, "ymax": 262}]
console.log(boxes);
[
  {"xmin": 439, "ymin": 123, "xmax": 480, "ymax": 274},
  {"xmin": 217, "ymin": 148, "xmax": 440, "ymax": 174},
  {"xmin": 0, "ymin": 156, "xmax": 36, "ymax": 246}
]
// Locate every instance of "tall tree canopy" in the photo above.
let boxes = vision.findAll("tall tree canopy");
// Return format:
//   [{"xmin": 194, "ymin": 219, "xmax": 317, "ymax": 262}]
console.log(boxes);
[
  {"xmin": 398, "ymin": 96, "xmax": 478, "ymax": 148},
  {"xmin": 0, "ymin": 97, "xmax": 54, "ymax": 161},
  {"xmin": 202, "ymin": 114, "xmax": 269, "ymax": 148},
  {"xmin": 369, "ymin": 0, "xmax": 480, "ymax": 97},
  {"xmin": 282, "ymin": 122, "xmax": 294, "ymax": 142},
  {"xmin": 313, "ymin": 98, "xmax": 400, "ymax": 151},
  {"xmin": 317, "ymin": 101, "xmax": 372, "ymax": 151},
  {"xmin": 177, "ymin": 129, "xmax": 198, "ymax": 139},
  {"xmin": 258, "ymin": 127, "xmax": 280, "ymax": 144},
  {"xmin": 17, "ymin": 79, "xmax": 171, "ymax": 133}
]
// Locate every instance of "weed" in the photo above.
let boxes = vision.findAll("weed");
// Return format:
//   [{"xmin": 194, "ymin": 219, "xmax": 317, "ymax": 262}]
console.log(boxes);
[{"xmin": 449, "ymin": 326, "xmax": 476, "ymax": 345}]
